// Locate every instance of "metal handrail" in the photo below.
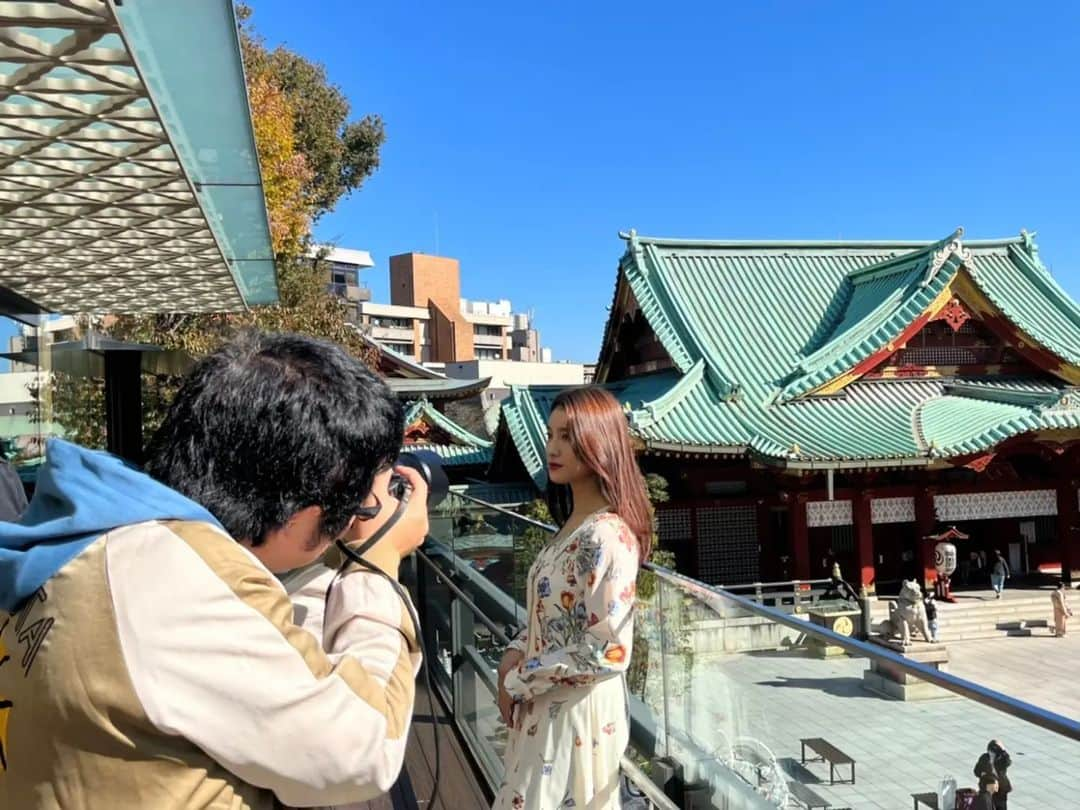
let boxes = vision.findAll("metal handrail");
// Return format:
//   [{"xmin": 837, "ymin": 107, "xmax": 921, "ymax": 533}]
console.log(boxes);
[
  {"xmin": 645, "ymin": 562, "xmax": 1080, "ymax": 742},
  {"xmin": 415, "ymin": 546, "xmax": 513, "ymax": 646},
  {"xmin": 451, "ymin": 489, "xmax": 1080, "ymax": 743}
]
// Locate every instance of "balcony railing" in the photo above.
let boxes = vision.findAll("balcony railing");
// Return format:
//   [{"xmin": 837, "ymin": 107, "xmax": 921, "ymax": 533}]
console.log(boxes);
[{"xmin": 415, "ymin": 491, "xmax": 1079, "ymax": 809}]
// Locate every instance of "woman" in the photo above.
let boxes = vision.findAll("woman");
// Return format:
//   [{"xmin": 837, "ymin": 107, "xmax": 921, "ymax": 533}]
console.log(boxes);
[
  {"xmin": 973, "ymin": 739, "xmax": 1012, "ymax": 810},
  {"xmin": 1051, "ymin": 580, "xmax": 1073, "ymax": 637},
  {"xmin": 494, "ymin": 387, "xmax": 651, "ymax": 810}
]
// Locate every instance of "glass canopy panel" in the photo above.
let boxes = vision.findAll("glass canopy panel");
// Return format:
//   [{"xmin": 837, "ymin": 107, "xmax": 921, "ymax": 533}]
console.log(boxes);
[{"xmin": 0, "ymin": 0, "xmax": 277, "ymax": 313}]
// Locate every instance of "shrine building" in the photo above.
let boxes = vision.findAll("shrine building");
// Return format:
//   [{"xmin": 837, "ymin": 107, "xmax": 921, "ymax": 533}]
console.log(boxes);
[{"xmin": 490, "ymin": 228, "xmax": 1080, "ymax": 593}]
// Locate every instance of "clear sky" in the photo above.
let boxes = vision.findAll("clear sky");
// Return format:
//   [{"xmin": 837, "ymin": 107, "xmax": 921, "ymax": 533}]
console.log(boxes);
[{"xmin": 251, "ymin": 1, "xmax": 1079, "ymax": 363}]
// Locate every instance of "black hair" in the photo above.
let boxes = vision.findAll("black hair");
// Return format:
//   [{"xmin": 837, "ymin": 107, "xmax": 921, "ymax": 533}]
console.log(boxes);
[
  {"xmin": 145, "ymin": 331, "xmax": 403, "ymax": 544},
  {"xmin": 1057, "ymin": 579, "xmax": 1066, "ymax": 588}
]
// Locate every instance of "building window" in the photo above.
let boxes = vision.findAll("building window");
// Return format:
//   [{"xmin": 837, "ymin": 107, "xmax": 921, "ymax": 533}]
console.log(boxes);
[
  {"xmin": 474, "ymin": 324, "xmax": 503, "ymax": 337},
  {"xmin": 830, "ymin": 525, "xmax": 855, "ymax": 553},
  {"xmin": 371, "ymin": 316, "xmax": 413, "ymax": 329},
  {"xmin": 383, "ymin": 341, "xmax": 414, "ymax": 356},
  {"xmin": 475, "ymin": 347, "xmax": 502, "ymax": 360}
]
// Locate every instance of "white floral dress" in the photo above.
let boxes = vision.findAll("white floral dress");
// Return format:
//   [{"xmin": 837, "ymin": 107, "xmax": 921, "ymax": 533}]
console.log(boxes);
[{"xmin": 494, "ymin": 511, "xmax": 640, "ymax": 810}]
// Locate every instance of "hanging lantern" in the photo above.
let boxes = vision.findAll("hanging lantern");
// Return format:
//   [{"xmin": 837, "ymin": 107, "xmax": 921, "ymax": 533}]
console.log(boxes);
[{"xmin": 934, "ymin": 541, "xmax": 958, "ymax": 577}]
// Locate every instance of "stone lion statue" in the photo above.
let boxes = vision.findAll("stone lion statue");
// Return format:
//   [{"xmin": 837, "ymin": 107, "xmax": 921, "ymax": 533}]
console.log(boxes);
[{"xmin": 879, "ymin": 579, "xmax": 934, "ymax": 646}]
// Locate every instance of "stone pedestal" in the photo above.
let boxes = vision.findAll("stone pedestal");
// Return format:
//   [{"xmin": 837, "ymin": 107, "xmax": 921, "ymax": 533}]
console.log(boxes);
[
  {"xmin": 806, "ymin": 605, "xmax": 861, "ymax": 658},
  {"xmin": 862, "ymin": 637, "xmax": 951, "ymax": 701}
]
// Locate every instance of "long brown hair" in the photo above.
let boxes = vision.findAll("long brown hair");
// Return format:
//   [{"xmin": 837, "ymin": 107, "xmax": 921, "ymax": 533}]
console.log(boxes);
[{"xmin": 546, "ymin": 386, "xmax": 652, "ymax": 560}]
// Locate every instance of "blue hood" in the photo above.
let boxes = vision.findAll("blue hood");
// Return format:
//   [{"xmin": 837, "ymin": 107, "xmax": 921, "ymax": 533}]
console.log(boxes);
[{"xmin": 0, "ymin": 439, "xmax": 222, "ymax": 612}]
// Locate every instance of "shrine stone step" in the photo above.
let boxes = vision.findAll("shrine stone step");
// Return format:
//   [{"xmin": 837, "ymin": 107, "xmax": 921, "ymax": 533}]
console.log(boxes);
[{"xmin": 869, "ymin": 616, "xmax": 1054, "ymax": 641}]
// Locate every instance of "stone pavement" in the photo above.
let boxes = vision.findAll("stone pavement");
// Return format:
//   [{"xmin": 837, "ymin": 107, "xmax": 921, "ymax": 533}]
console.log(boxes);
[
  {"xmin": 652, "ymin": 636, "xmax": 1079, "ymax": 810},
  {"xmin": 948, "ymin": 630, "xmax": 1080, "ymax": 721}
]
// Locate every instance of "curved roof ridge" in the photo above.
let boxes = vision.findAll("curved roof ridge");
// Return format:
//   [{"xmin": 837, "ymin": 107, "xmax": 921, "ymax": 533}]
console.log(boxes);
[
  {"xmin": 779, "ymin": 240, "xmax": 973, "ymax": 401},
  {"xmin": 846, "ymin": 229, "xmax": 961, "ymax": 284},
  {"xmin": 619, "ymin": 239, "xmax": 694, "ymax": 372},
  {"xmin": 639, "ymin": 240, "xmax": 739, "ymax": 396},
  {"xmin": 405, "ymin": 398, "xmax": 492, "ymax": 448},
  {"xmin": 618, "ymin": 228, "xmax": 1021, "ymax": 251},
  {"xmin": 628, "ymin": 360, "xmax": 707, "ymax": 429}
]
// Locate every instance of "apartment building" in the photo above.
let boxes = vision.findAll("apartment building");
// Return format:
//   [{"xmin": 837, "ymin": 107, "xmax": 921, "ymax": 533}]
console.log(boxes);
[
  {"xmin": 309, "ymin": 245, "xmax": 374, "ymax": 318},
  {"xmin": 355, "ymin": 252, "xmax": 547, "ymax": 364}
]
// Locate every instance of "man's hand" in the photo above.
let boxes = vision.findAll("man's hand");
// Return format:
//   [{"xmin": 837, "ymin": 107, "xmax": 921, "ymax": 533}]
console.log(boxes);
[{"xmin": 345, "ymin": 465, "xmax": 430, "ymax": 559}]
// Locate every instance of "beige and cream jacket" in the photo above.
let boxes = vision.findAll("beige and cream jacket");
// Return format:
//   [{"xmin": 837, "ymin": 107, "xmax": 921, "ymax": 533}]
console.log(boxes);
[{"xmin": 0, "ymin": 519, "xmax": 421, "ymax": 810}]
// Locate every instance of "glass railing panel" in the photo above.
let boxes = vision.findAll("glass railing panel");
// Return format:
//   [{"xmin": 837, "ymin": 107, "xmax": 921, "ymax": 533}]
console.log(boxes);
[
  {"xmin": 419, "ymin": 491, "xmax": 1080, "ymax": 809},
  {"xmin": 636, "ymin": 566, "xmax": 1080, "ymax": 810}
]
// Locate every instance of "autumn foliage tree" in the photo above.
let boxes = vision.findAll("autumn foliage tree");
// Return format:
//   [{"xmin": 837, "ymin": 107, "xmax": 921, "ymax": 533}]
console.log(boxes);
[{"xmin": 48, "ymin": 4, "xmax": 386, "ymax": 448}]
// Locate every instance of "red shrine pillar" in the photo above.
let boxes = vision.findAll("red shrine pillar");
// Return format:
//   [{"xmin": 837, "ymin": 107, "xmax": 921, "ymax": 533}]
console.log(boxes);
[
  {"xmin": 853, "ymin": 490, "xmax": 875, "ymax": 592},
  {"xmin": 1056, "ymin": 480, "xmax": 1079, "ymax": 585},
  {"xmin": 915, "ymin": 487, "xmax": 937, "ymax": 589},
  {"xmin": 789, "ymin": 493, "xmax": 811, "ymax": 582}
]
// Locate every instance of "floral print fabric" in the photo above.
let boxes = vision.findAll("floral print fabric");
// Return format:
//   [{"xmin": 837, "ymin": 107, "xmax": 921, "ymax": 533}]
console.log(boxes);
[{"xmin": 494, "ymin": 511, "xmax": 639, "ymax": 809}]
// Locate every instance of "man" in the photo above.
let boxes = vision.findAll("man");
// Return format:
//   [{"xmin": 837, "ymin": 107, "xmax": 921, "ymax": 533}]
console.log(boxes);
[
  {"xmin": 0, "ymin": 332, "xmax": 427, "ymax": 809},
  {"xmin": 990, "ymin": 550, "xmax": 1009, "ymax": 598}
]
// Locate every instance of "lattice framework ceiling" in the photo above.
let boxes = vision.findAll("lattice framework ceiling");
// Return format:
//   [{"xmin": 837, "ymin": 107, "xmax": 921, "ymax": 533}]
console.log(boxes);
[{"xmin": 0, "ymin": 0, "xmax": 254, "ymax": 313}]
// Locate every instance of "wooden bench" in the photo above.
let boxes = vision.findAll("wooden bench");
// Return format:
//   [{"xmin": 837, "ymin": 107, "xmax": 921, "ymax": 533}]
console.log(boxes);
[
  {"xmin": 799, "ymin": 737, "xmax": 855, "ymax": 785},
  {"xmin": 788, "ymin": 779, "xmax": 832, "ymax": 809}
]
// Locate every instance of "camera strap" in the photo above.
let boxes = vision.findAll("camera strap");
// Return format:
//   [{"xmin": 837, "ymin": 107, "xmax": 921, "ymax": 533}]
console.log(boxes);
[{"xmin": 334, "ymin": 481, "xmax": 413, "ymax": 569}]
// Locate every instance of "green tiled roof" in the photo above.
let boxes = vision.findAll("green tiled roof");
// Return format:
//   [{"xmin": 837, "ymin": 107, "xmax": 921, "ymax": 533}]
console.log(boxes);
[
  {"xmin": 404, "ymin": 399, "xmax": 492, "ymax": 449},
  {"xmin": 920, "ymin": 390, "xmax": 1080, "ymax": 457},
  {"xmin": 418, "ymin": 444, "xmax": 494, "ymax": 467},
  {"xmin": 627, "ymin": 361, "xmax": 748, "ymax": 452},
  {"xmin": 403, "ymin": 398, "xmax": 492, "ymax": 467},
  {"xmin": 499, "ymin": 228, "xmax": 1080, "ymax": 478},
  {"xmin": 780, "ymin": 235, "xmax": 964, "ymax": 400}
]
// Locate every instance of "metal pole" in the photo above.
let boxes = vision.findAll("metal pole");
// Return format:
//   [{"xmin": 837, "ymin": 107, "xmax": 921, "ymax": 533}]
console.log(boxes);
[{"xmin": 657, "ymin": 577, "xmax": 672, "ymax": 759}]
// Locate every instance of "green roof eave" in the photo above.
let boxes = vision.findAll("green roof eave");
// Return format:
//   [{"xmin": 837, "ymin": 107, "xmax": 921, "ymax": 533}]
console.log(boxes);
[
  {"xmin": 405, "ymin": 398, "xmax": 493, "ymax": 448},
  {"xmin": 641, "ymin": 440, "xmax": 747, "ymax": 456},
  {"xmin": 943, "ymin": 381, "xmax": 1066, "ymax": 409},
  {"xmin": 768, "ymin": 455, "xmax": 932, "ymax": 471},
  {"xmin": 115, "ymin": 0, "xmax": 277, "ymax": 306},
  {"xmin": 409, "ymin": 443, "xmax": 493, "ymax": 466}
]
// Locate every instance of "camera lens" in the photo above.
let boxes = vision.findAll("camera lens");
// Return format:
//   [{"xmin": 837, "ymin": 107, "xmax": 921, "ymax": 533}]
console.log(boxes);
[{"xmin": 394, "ymin": 450, "xmax": 449, "ymax": 508}]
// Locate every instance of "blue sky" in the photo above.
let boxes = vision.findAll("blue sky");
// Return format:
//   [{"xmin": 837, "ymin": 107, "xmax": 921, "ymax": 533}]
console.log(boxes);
[{"xmin": 253, "ymin": 1, "xmax": 1079, "ymax": 363}]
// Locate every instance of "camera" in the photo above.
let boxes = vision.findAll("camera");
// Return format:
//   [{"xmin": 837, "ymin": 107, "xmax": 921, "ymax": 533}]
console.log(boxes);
[{"xmin": 390, "ymin": 449, "xmax": 449, "ymax": 508}]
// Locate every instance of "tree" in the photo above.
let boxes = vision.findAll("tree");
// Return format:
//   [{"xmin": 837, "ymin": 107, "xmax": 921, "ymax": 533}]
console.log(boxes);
[
  {"xmin": 45, "ymin": 5, "xmax": 384, "ymax": 449},
  {"xmin": 236, "ymin": 4, "xmax": 384, "ymax": 220}
]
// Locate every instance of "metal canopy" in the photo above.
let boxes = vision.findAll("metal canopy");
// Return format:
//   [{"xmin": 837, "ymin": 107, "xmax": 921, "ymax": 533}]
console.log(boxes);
[
  {"xmin": 0, "ymin": 329, "xmax": 194, "ymax": 376},
  {"xmin": 0, "ymin": 0, "xmax": 277, "ymax": 314}
]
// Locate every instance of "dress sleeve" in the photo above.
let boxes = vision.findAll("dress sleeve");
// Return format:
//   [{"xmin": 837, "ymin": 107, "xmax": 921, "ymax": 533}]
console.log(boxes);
[
  {"xmin": 505, "ymin": 624, "xmax": 529, "ymax": 655},
  {"xmin": 502, "ymin": 516, "xmax": 639, "ymax": 702}
]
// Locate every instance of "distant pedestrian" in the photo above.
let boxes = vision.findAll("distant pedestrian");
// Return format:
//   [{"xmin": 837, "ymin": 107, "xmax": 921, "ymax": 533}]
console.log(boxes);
[
  {"xmin": 923, "ymin": 592, "xmax": 939, "ymax": 642},
  {"xmin": 1051, "ymin": 580, "xmax": 1073, "ymax": 638},
  {"xmin": 990, "ymin": 550, "xmax": 1010, "ymax": 599},
  {"xmin": 973, "ymin": 739, "xmax": 1012, "ymax": 810},
  {"xmin": 974, "ymin": 772, "xmax": 999, "ymax": 810}
]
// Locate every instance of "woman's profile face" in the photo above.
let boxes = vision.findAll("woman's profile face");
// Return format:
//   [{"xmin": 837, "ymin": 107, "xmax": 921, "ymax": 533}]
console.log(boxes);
[{"xmin": 546, "ymin": 407, "xmax": 587, "ymax": 485}]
